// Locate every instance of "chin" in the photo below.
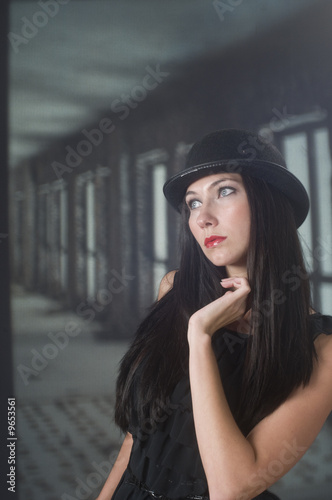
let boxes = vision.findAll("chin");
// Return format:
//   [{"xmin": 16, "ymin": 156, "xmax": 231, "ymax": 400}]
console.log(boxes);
[
  {"xmin": 205, "ymin": 253, "xmax": 247, "ymax": 270},
  {"xmin": 205, "ymin": 256, "xmax": 229, "ymax": 267}
]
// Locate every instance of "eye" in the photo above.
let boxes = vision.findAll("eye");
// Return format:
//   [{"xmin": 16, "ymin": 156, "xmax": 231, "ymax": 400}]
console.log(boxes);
[
  {"xmin": 187, "ymin": 199, "xmax": 202, "ymax": 210},
  {"xmin": 219, "ymin": 186, "xmax": 235, "ymax": 197}
]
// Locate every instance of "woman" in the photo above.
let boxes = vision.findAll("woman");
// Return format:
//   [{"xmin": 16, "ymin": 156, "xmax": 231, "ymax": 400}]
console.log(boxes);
[{"xmin": 97, "ymin": 129, "xmax": 332, "ymax": 500}]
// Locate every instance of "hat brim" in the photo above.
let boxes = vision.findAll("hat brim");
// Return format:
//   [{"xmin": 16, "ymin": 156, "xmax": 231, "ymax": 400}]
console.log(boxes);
[{"xmin": 163, "ymin": 159, "xmax": 309, "ymax": 228}]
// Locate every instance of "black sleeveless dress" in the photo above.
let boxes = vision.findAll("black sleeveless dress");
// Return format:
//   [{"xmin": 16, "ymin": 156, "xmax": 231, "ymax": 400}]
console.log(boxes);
[{"xmin": 111, "ymin": 313, "xmax": 332, "ymax": 500}]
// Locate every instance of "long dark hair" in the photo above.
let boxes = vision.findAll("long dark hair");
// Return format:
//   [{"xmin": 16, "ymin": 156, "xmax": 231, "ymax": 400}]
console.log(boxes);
[{"xmin": 115, "ymin": 174, "xmax": 315, "ymax": 436}]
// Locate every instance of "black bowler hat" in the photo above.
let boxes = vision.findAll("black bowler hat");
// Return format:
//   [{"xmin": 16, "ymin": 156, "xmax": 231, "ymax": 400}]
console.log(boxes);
[{"xmin": 163, "ymin": 129, "xmax": 309, "ymax": 228}]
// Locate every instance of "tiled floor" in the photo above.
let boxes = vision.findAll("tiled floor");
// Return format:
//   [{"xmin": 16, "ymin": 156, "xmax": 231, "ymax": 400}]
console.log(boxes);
[{"xmin": 16, "ymin": 396, "xmax": 123, "ymax": 500}]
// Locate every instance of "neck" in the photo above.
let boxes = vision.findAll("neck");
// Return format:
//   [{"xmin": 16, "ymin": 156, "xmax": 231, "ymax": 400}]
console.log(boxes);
[{"xmin": 225, "ymin": 265, "xmax": 248, "ymax": 279}]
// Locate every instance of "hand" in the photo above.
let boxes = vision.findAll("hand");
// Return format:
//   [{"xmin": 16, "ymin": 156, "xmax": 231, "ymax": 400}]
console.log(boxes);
[{"xmin": 188, "ymin": 277, "xmax": 251, "ymax": 338}]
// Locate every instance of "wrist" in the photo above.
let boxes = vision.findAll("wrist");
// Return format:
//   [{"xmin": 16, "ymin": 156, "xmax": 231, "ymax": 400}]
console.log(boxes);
[{"xmin": 187, "ymin": 322, "xmax": 213, "ymax": 345}]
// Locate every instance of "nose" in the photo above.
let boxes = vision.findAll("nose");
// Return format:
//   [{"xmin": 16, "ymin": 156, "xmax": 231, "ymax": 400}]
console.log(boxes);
[{"xmin": 196, "ymin": 205, "xmax": 218, "ymax": 228}]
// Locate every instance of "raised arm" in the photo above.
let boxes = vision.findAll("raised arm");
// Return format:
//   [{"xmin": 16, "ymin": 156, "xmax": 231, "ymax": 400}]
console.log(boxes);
[
  {"xmin": 96, "ymin": 432, "xmax": 133, "ymax": 500},
  {"xmin": 188, "ymin": 277, "xmax": 332, "ymax": 500}
]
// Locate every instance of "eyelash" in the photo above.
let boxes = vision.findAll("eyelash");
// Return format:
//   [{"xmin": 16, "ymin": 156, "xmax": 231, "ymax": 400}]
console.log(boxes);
[{"xmin": 187, "ymin": 185, "xmax": 236, "ymax": 210}]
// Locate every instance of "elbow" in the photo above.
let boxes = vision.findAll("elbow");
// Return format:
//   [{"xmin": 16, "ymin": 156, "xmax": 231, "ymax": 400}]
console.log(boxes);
[
  {"xmin": 209, "ymin": 482, "xmax": 258, "ymax": 500},
  {"xmin": 209, "ymin": 493, "xmax": 251, "ymax": 500},
  {"xmin": 207, "ymin": 462, "xmax": 266, "ymax": 500},
  {"xmin": 209, "ymin": 488, "xmax": 237, "ymax": 500},
  {"xmin": 209, "ymin": 493, "xmax": 242, "ymax": 500}
]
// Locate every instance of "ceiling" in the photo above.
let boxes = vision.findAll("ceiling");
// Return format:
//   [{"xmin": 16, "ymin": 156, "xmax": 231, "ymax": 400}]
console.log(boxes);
[{"xmin": 9, "ymin": 0, "xmax": 321, "ymax": 168}]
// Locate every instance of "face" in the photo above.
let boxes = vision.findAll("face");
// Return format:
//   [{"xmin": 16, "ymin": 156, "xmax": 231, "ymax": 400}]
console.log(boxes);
[{"xmin": 185, "ymin": 173, "xmax": 251, "ymax": 277}]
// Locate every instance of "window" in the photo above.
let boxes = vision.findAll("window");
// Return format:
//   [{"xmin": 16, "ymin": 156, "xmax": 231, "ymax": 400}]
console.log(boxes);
[
  {"xmin": 261, "ymin": 111, "xmax": 332, "ymax": 313},
  {"xmin": 135, "ymin": 149, "xmax": 169, "ymax": 309},
  {"xmin": 152, "ymin": 164, "xmax": 168, "ymax": 298}
]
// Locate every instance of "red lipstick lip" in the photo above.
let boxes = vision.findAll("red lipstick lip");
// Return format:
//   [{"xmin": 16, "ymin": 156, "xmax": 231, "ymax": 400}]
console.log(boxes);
[{"xmin": 204, "ymin": 235, "xmax": 227, "ymax": 248}]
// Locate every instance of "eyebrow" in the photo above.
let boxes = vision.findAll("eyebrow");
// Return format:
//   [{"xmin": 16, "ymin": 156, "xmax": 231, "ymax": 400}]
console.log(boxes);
[{"xmin": 185, "ymin": 177, "xmax": 242, "ymax": 198}]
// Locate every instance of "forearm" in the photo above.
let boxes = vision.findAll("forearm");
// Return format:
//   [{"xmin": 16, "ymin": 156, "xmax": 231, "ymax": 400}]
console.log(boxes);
[
  {"xmin": 96, "ymin": 433, "xmax": 132, "ymax": 500},
  {"xmin": 188, "ymin": 329, "xmax": 256, "ymax": 499}
]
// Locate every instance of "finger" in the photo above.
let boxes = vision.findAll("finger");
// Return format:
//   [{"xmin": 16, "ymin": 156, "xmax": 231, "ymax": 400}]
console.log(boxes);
[
  {"xmin": 221, "ymin": 276, "xmax": 248, "ymax": 283},
  {"xmin": 220, "ymin": 281, "xmax": 234, "ymax": 288},
  {"xmin": 232, "ymin": 278, "xmax": 246, "ymax": 287},
  {"xmin": 221, "ymin": 277, "xmax": 249, "ymax": 288},
  {"xmin": 223, "ymin": 283, "xmax": 250, "ymax": 298}
]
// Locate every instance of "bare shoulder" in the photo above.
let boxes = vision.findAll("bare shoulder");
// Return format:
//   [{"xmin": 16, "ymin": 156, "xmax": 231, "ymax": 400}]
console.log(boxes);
[
  {"xmin": 157, "ymin": 270, "xmax": 177, "ymax": 300},
  {"xmin": 314, "ymin": 332, "xmax": 332, "ymax": 369}
]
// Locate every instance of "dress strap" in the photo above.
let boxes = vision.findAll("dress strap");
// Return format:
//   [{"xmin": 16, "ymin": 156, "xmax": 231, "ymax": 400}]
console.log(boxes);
[{"xmin": 309, "ymin": 312, "xmax": 332, "ymax": 339}]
